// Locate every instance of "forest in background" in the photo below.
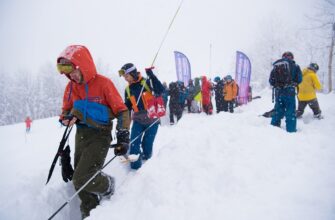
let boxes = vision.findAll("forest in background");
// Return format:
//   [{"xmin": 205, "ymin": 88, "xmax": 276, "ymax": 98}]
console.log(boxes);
[{"xmin": 0, "ymin": 0, "xmax": 333, "ymax": 126}]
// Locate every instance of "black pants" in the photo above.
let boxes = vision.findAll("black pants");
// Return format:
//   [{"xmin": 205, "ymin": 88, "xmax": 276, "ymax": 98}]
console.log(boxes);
[
  {"xmin": 187, "ymin": 99, "xmax": 192, "ymax": 112},
  {"xmin": 169, "ymin": 104, "xmax": 183, "ymax": 124},
  {"xmin": 223, "ymin": 101, "xmax": 234, "ymax": 113},
  {"xmin": 296, "ymin": 98, "xmax": 321, "ymax": 117},
  {"xmin": 215, "ymin": 98, "xmax": 225, "ymax": 113}
]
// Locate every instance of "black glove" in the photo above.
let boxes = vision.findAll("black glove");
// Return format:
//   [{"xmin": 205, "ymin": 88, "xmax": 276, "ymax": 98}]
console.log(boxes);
[
  {"xmin": 145, "ymin": 67, "xmax": 155, "ymax": 78},
  {"xmin": 59, "ymin": 114, "xmax": 76, "ymax": 126},
  {"xmin": 114, "ymin": 143, "xmax": 129, "ymax": 156},
  {"xmin": 114, "ymin": 130, "xmax": 130, "ymax": 156},
  {"xmin": 60, "ymin": 145, "xmax": 74, "ymax": 182}
]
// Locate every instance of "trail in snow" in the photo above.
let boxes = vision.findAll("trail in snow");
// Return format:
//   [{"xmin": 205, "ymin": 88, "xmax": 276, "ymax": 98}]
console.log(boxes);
[{"xmin": 0, "ymin": 90, "xmax": 335, "ymax": 220}]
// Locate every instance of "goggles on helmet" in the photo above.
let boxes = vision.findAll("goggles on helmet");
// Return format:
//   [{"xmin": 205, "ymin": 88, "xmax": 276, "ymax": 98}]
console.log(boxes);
[
  {"xmin": 57, "ymin": 63, "xmax": 77, "ymax": 74},
  {"xmin": 118, "ymin": 66, "xmax": 136, "ymax": 77}
]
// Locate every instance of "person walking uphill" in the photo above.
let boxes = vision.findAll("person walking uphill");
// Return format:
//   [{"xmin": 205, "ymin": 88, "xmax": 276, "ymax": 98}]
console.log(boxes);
[
  {"xmin": 119, "ymin": 63, "xmax": 165, "ymax": 170},
  {"xmin": 57, "ymin": 45, "xmax": 130, "ymax": 218},
  {"xmin": 296, "ymin": 63, "xmax": 323, "ymax": 119},
  {"xmin": 269, "ymin": 51, "xmax": 302, "ymax": 132}
]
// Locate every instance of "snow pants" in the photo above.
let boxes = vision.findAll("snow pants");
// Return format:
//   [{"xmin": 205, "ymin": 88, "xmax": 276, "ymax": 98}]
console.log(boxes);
[
  {"xmin": 202, "ymin": 102, "xmax": 213, "ymax": 115},
  {"xmin": 73, "ymin": 126, "xmax": 111, "ymax": 217},
  {"xmin": 129, "ymin": 120, "xmax": 159, "ymax": 170},
  {"xmin": 296, "ymin": 98, "xmax": 321, "ymax": 118},
  {"xmin": 215, "ymin": 97, "xmax": 225, "ymax": 113},
  {"xmin": 271, "ymin": 89, "xmax": 297, "ymax": 132},
  {"xmin": 169, "ymin": 103, "xmax": 183, "ymax": 124},
  {"xmin": 223, "ymin": 100, "xmax": 234, "ymax": 113}
]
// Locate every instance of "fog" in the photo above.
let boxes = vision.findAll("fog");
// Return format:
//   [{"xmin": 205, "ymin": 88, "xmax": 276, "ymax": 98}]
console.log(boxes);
[{"xmin": 0, "ymin": 0, "xmax": 317, "ymax": 82}]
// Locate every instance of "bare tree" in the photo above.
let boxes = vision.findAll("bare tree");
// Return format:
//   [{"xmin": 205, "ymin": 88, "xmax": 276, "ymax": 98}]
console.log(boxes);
[
  {"xmin": 329, "ymin": 22, "xmax": 335, "ymax": 92},
  {"xmin": 306, "ymin": 0, "xmax": 335, "ymax": 92}
]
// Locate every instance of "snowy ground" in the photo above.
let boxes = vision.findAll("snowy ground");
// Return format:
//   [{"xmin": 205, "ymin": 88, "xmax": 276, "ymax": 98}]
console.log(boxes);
[{"xmin": 1, "ymin": 89, "xmax": 335, "ymax": 220}]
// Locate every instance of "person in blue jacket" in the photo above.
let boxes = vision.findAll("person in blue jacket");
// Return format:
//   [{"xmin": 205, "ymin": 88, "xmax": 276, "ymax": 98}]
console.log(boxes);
[
  {"xmin": 269, "ymin": 51, "xmax": 302, "ymax": 132},
  {"xmin": 119, "ymin": 63, "xmax": 165, "ymax": 169}
]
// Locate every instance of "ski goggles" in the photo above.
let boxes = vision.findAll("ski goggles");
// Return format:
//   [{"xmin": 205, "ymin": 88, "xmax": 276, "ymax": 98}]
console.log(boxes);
[
  {"xmin": 57, "ymin": 63, "xmax": 77, "ymax": 74},
  {"xmin": 118, "ymin": 66, "xmax": 136, "ymax": 77}
]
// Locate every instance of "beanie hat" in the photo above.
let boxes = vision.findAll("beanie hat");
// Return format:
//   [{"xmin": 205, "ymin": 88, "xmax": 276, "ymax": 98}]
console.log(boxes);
[{"xmin": 282, "ymin": 51, "xmax": 294, "ymax": 60}]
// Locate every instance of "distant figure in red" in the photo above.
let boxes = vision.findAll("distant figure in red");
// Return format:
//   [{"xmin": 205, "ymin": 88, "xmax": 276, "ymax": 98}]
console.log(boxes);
[
  {"xmin": 201, "ymin": 76, "xmax": 213, "ymax": 115},
  {"xmin": 25, "ymin": 116, "xmax": 32, "ymax": 133}
]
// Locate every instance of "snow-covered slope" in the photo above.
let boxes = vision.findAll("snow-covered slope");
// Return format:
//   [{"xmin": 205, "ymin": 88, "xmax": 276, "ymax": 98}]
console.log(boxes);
[{"xmin": 1, "ymin": 90, "xmax": 335, "ymax": 220}]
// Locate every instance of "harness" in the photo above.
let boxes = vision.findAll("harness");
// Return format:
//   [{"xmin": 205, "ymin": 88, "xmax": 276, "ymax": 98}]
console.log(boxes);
[{"xmin": 126, "ymin": 79, "xmax": 153, "ymax": 112}]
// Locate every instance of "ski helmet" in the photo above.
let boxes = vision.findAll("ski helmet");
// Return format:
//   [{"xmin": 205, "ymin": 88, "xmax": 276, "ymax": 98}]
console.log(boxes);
[
  {"xmin": 225, "ymin": 75, "xmax": 232, "ymax": 81},
  {"xmin": 308, "ymin": 63, "xmax": 319, "ymax": 72},
  {"xmin": 214, "ymin": 76, "xmax": 220, "ymax": 83},
  {"xmin": 119, "ymin": 63, "xmax": 139, "ymax": 80}
]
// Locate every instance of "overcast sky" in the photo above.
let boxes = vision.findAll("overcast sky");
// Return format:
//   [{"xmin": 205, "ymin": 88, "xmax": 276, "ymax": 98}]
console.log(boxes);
[{"xmin": 0, "ymin": 0, "xmax": 317, "ymax": 82}]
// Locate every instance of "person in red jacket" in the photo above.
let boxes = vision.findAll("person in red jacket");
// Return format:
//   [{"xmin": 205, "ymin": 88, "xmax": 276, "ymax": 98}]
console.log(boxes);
[
  {"xmin": 201, "ymin": 76, "xmax": 213, "ymax": 115},
  {"xmin": 57, "ymin": 45, "xmax": 130, "ymax": 218},
  {"xmin": 25, "ymin": 116, "xmax": 32, "ymax": 133}
]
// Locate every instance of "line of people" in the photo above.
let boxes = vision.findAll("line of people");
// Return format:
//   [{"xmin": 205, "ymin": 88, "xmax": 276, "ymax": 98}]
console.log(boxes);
[
  {"xmin": 55, "ymin": 44, "xmax": 253, "ymax": 218},
  {"xmin": 54, "ymin": 45, "xmax": 322, "ymax": 218},
  {"xmin": 164, "ymin": 74, "xmax": 247, "ymax": 125}
]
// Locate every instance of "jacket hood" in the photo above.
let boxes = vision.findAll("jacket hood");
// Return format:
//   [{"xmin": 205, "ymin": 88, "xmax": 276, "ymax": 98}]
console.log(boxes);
[{"xmin": 57, "ymin": 45, "xmax": 97, "ymax": 83}]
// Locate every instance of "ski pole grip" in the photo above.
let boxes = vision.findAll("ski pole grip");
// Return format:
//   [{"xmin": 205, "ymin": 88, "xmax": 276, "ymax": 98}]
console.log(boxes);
[{"xmin": 145, "ymin": 66, "xmax": 155, "ymax": 71}]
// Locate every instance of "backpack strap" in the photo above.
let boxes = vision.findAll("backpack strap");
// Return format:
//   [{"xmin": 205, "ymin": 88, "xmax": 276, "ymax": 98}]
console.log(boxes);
[
  {"xmin": 126, "ymin": 79, "xmax": 152, "ymax": 112},
  {"xmin": 126, "ymin": 79, "xmax": 151, "ymax": 99},
  {"xmin": 141, "ymin": 79, "xmax": 151, "ymax": 94}
]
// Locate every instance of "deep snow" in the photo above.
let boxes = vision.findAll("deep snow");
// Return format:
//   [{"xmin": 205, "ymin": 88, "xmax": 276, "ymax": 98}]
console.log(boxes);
[{"xmin": 0, "ymin": 89, "xmax": 335, "ymax": 220}]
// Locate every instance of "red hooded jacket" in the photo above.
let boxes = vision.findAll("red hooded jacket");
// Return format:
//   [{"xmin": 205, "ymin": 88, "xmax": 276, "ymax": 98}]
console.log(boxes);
[
  {"xmin": 58, "ymin": 45, "xmax": 129, "ymax": 129},
  {"xmin": 201, "ymin": 76, "xmax": 212, "ymax": 105}
]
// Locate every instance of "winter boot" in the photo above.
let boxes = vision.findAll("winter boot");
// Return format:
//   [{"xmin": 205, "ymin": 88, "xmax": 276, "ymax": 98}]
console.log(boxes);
[
  {"xmin": 313, "ymin": 112, "xmax": 323, "ymax": 120},
  {"xmin": 296, "ymin": 110, "xmax": 303, "ymax": 119},
  {"xmin": 98, "ymin": 175, "xmax": 115, "ymax": 202}
]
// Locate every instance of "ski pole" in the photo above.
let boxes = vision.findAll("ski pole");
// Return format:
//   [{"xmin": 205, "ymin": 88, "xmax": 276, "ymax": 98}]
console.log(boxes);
[
  {"xmin": 136, "ymin": 0, "xmax": 184, "ymax": 106},
  {"xmin": 150, "ymin": 0, "xmax": 184, "ymax": 67},
  {"xmin": 272, "ymin": 87, "xmax": 275, "ymax": 103},
  {"xmin": 48, "ymin": 119, "xmax": 161, "ymax": 219},
  {"xmin": 48, "ymin": 155, "xmax": 117, "ymax": 220},
  {"xmin": 46, "ymin": 124, "xmax": 73, "ymax": 184}
]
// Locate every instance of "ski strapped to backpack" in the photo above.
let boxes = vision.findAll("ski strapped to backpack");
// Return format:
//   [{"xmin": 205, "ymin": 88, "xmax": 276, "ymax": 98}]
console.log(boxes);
[{"xmin": 46, "ymin": 123, "xmax": 73, "ymax": 184}]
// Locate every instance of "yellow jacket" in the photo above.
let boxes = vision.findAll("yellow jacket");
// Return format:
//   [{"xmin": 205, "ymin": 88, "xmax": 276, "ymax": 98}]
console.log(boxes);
[{"xmin": 297, "ymin": 68, "xmax": 322, "ymax": 101}]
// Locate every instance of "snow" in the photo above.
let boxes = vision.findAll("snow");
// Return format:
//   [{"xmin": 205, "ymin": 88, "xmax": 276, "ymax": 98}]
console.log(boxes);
[{"xmin": 1, "ymin": 89, "xmax": 335, "ymax": 220}]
